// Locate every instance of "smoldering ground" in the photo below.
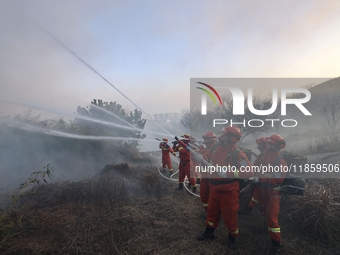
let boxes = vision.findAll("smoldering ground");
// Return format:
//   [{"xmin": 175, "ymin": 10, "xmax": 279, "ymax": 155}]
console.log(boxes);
[{"xmin": 0, "ymin": 105, "xmax": 165, "ymax": 191}]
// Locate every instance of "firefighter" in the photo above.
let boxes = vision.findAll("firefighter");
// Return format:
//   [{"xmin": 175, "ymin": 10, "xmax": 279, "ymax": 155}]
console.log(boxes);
[
  {"xmin": 159, "ymin": 138, "xmax": 176, "ymax": 177},
  {"xmin": 189, "ymin": 135, "xmax": 200, "ymax": 185},
  {"xmin": 172, "ymin": 134, "xmax": 197, "ymax": 193},
  {"xmin": 192, "ymin": 131, "xmax": 217, "ymax": 214},
  {"xmin": 246, "ymin": 136, "xmax": 268, "ymax": 213},
  {"xmin": 255, "ymin": 134, "xmax": 287, "ymax": 255},
  {"xmin": 196, "ymin": 126, "xmax": 253, "ymax": 251}
]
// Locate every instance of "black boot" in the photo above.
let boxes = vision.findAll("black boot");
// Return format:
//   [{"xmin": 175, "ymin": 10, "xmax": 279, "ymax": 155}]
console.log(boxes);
[
  {"xmin": 192, "ymin": 186, "xmax": 197, "ymax": 193},
  {"xmin": 196, "ymin": 226, "xmax": 215, "ymax": 241},
  {"xmin": 228, "ymin": 234, "xmax": 238, "ymax": 251},
  {"xmin": 177, "ymin": 183, "xmax": 184, "ymax": 190},
  {"xmin": 169, "ymin": 171, "xmax": 173, "ymax": 177},
  {"xmin": 268, "ymin": 240, "xmax": 280, "ymax": 255}
]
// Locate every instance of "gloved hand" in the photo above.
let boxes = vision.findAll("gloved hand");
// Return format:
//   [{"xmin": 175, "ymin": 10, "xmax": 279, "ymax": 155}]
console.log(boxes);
[
  {"xmin": 172, "ymin": 141, "xmax": 178, "ymax": 145},
  {"xmin": 172, "ymin": 152, "xmax": 176, "ymax": 156},
  {"xmin": 175, "ymin": 136, "xmax": 179, "ymax": 141},
  {"xmin": 250, "ymin": 177, "xmax": 259, "ymax": 183}
]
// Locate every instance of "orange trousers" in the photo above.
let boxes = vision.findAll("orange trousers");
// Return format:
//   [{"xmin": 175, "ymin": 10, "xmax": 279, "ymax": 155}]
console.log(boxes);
[
  {"xmin": 162, "ymin": 154, "xmax": 172, "ymax": 169},
  {"xmin": 206, "ymin": 182, "xmax": 240, "ymax": 236},
  {"xmin": 258, "ymin": 187, "xmax": 281, "ymax": 242},
  {"xmin": 248, "ymin": 187, "xmax": 259, "ymax": 208},
  {"xmin": 178, "ymin": 163, "xmax": 196, "ymax": 186},
  {"xmin": 200, "ymin": 178, "xmax": 210, "ymax": 212}
]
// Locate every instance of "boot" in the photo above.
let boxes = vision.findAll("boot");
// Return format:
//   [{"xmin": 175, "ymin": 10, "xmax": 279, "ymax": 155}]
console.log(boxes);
[
  {"xmin": 267, "ymin": 240, "xmax": 280, "ymax": 255},
  {"xmin": 196, "ymin": 178, "xmax": 200, "ymax": 184},
  {"xmin": 192, "ymin": 186, "xmax": 197, "ymax": 193},
  {"xmin": 228, "ymin": 234, "xmax": 238, "ymax": 251},
  {"xmin": 169, "ymin": 171, "xmax": 173, "ymax": 177},
  {"xmin": 177, "ymin": 183, "xmax": 184, "ymax": 190},
  {"xmin": 196, "ymin": 226, "xmax": 215, "ymax": 241}
]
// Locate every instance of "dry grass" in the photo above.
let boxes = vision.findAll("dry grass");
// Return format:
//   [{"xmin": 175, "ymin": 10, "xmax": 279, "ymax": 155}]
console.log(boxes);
[
  {"xmin": 291, "ymin": 180, "xmax": 340, "ymax": 244},
  {"xmin": 1, "ymin": 160, "xmax": 340, "ymax": 254}
]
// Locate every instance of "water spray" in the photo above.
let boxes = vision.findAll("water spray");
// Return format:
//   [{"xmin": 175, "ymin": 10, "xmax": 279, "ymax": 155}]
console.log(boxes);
[
  {"xmin": 3, "ymin": 99, "xmax": 170, "ymax": 138},
  {"xmin": 29, "ymin": 21, "xmax": 201, "ymax": 197},
  {"xmin": 36, "ymin": 25, "xmax": 174, "ymax": 138},
  {"xmin": 90, "ymin": 104, "xmax": 171, "ymax": 138},
  {"xmin": 5, "ymin": 120, "xmax": 160, "ymax": 143}
]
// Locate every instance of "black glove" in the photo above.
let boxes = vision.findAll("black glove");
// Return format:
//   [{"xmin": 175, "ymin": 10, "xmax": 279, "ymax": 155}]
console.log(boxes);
[
  {"xmin": 174, "ymin": 136, "xmax": 179, "ymax": 141},
  {"xmin": 172, "ymin": 141, "xmax": 178, "ymax": 145}
]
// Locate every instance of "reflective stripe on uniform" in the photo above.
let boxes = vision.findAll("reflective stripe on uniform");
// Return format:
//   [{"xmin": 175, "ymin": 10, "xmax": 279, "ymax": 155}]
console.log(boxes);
[
  {"xmin": 203, "ymin": 203, "xmax": 208, "ymax": 208},
  {"xmin": 227, "ymin": 228, "xmax": 239, "ymax": 235},
  {"xmin": 178, "ymin": 147, "xmax": 183, "ymax": 151},
  {"xmin": 233, "ymin": 169, "xmax": 240, "ymax": 179},
  {"xmin": 268, "ymin": 227, "xmax": 280, "ymax": 233},
  {"xmin": 251, "ymin": 197, "xmax": 259, "ymax": 204},
  {"xmin": 207, "ymin": 221, "xmax": 215, "ymax": 227}
]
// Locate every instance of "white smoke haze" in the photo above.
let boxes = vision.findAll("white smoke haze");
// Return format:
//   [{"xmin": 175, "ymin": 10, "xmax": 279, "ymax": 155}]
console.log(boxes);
[
  {"xmin": 1, "ymin": 0, "xmax": 340, "ymax": 190},
  {"xmin": 1, "ymin": 0, "xmax": 340, "ymax": 117}
]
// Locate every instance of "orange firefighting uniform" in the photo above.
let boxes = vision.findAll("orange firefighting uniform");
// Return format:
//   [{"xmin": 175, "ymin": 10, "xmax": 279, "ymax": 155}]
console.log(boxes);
[
  {"xmin": 248, "ymin": 188, "xmax": 259, "ymax": 208},
  {"xmin": 254, "ymin": 151, "xmax": 287, "ymax": 243},
  {"xmin": 203, "ymin": 143, "xmax": 253, "ymax": 237},
  {"xmin": 191, "ymin": 141, "xmax": 201, "ymax": 179},
  {"xmin": 192, "ymin": 144, "xmax": 212, "ymax": 212},
  {"xmin": 173, "ymin": 143, "xmax": 196, "ymax": 187},
  {"xmin": 248, "ymin": 152, "xmax": 266, "ymax": 209},
  {"xmin": 159, "ymin": 142, "xmax": 175, "ymax": 170}
]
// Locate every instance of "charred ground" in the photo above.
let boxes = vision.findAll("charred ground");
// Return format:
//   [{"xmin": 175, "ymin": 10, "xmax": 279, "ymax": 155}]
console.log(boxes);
[{"xmin": 1, "ymin": 151, "xmax": 340, "ymax": 255}]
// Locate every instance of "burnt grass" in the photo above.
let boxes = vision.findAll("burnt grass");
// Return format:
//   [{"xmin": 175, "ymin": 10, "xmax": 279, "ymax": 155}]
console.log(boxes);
[{"xmin": 1, "ymin": 156, "xmax": 340, "ymax": 254}]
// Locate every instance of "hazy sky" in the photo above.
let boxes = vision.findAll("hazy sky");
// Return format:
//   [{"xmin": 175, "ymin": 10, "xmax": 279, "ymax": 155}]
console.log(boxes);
[{"xmin": 1, "ymin": 0, "xmax": 340, "ymax": 120}]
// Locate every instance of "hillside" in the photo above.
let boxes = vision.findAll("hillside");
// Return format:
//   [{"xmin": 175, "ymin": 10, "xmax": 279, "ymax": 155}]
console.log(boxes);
[
  {"xmin": 284, "ymin": 77, "xmax": 340, "ymax": 131},
  {"xmin": 308, "ymin": 77, "xmax": 340, "ymax": 96},
  {"xmin": 1, "ymin": 152, "xmax": 340, "ymax": 255}
]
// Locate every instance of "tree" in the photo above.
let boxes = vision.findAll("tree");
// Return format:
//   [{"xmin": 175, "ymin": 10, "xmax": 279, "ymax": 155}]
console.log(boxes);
[
  {"xmin": 72, "ymin": 99, "xmax": 146, "ymax": 147},
  {"xmin": 180, "ymin": 94, "xmax": 280, "ymax": 141},
  {"xmin": 316, "ymin": 93, "xmax": 340, "ymax": 131}
]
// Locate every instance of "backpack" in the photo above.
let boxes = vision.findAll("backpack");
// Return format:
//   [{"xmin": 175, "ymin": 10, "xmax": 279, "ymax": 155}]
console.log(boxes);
[
  {"xmin": 273, "ymin": 151, "xmax": 307, "ymax": 195},
  {"xmin": 238, "ymin": 146, "xmax": 255, "ymax": 162}
]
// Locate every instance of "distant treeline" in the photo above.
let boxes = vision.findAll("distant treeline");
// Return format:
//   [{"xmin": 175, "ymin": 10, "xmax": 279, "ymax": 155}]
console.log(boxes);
[{"xmin": 0, "ymin": 100, "xmax": 146, "ymax": 189}]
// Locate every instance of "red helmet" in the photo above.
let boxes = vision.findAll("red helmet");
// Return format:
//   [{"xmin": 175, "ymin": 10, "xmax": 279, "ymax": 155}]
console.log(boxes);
[
  {"xmin": 202, "ymin": 131, "xmax": 217, "ymax": 144},
  {"xmin": 267, "ymin": 134, "xmax": 286, "ymax": 149},
  {"xmin": 256, "ymin": 137, "xmax": 267, "ymax": 144},
  {"xmin": 221, "ymin": 126, "xmax": 242, "ymax": 143},
  {"xmin": 256, "ymin": 136, "xmax": 268, "ymax": 152},
  {"xmin": 180, "ymin": 134, "xmax": 191, "ymax": 143},
  {"xmin": 162, "ymin": 138, "xmax": 168, "ymax": 142}
]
